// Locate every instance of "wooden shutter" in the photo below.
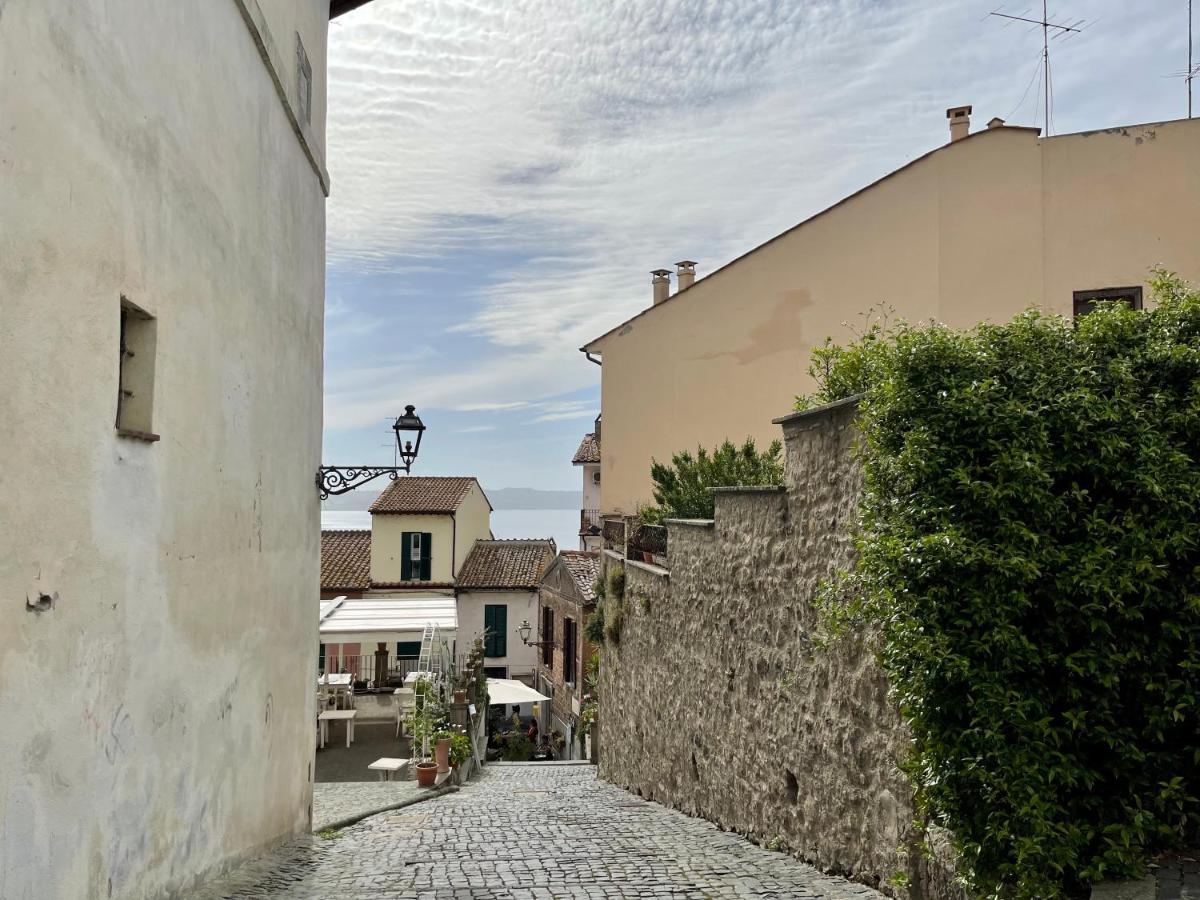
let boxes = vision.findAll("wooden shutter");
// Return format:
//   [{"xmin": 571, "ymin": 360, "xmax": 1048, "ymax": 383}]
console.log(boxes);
[
  {"xmin": 484, "ymin": 604, "xmax": 507, "ymax": 658},
  {"xmin": 421, "ymin": 532, "xmax": 432, "ymax": 581},
  {"xmin": 401, "ymin": 531, "xmax": 413, "ymax": 580}
]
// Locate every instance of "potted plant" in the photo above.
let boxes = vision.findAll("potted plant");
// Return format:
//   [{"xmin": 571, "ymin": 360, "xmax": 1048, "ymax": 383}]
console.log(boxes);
[
  {"xmin": 407, "ymin": 696, "xmax": 442, "ymax": 787},
  {"xmin": 448, "ymin": 731, "xmax": 472, "ymax": 768},
  {"xmin": 434, "ymin": 729, "xmax": 453, "ymax": 774}
]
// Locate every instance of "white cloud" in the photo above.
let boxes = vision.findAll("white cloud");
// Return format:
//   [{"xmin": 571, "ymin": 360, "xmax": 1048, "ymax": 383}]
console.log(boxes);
[{"xmin": 325, "ymin": 0, "xmax": 1189, "ymax": 431}]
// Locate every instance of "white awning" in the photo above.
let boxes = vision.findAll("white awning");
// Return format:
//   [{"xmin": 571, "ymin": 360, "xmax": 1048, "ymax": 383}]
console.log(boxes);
[
  {"xmin": 319, "ymin": 596, "xmax": 457, "ymax": 635},
  {"xmin": 486, "ymin": 677, "xmax": 550, "ymax": 706}
]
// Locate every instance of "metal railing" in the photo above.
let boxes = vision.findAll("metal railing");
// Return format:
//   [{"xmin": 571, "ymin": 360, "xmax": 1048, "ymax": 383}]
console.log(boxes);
[
  {"xmin": 318, "ymin": 653, "xmax": 421, "ymax": 689},
  {"xmin": 580, "ymin": 508, "xmax": 602, "ymax": 534}
]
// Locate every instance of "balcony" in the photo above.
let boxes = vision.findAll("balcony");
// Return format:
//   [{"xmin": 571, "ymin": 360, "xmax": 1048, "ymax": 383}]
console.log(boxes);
[{"xmin": 580, "ymin": 508, "xmax": 602, "ymax": 536}]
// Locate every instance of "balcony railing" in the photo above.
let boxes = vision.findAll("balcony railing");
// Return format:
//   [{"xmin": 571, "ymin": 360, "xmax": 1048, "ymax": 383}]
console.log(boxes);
[
  {"xmin": 318, "ymin": 654, "xmax": 421, "ymax": 690},
  {"xmin": 580, "ymin": 508, "xmax": 602, "ymax": 535}
]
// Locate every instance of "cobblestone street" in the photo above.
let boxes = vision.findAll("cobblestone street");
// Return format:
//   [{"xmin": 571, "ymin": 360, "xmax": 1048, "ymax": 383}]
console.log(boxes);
[{"xmin": 188, "ymin": 764, "xmax": 884, "ymax": 899}]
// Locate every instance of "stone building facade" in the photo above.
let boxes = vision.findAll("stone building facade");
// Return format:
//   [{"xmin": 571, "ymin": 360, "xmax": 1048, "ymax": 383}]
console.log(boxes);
[
  {"xmin": 597, "ymin": 399, "xmax": 959, "ymax": 897},
  {"xmin": 537, "ymin": 551, "xmax": 601, "ymax": 756}
]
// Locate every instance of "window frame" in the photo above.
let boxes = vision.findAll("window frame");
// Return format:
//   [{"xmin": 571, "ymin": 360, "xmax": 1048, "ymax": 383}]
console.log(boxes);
[
  {"xmin": 484, "ymin": 604, "xmax": 508, "ymax": 658},
  {"xmin": 541, "ymin": 606, "xmax": 554, "ymax": 668},
  {"xmin": 563, "ymin": 617, "xmax": 577, "ymax": 685},
  {"xmin": 1073, "ymin": 286, "xmax": 1143, "ymax": 318}
]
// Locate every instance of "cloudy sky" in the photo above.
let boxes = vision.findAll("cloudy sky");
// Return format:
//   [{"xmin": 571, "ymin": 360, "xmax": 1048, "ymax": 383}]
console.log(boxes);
[{"xmin": 322, "ymin": 0, "xmax": 1193, "ymax": 491}]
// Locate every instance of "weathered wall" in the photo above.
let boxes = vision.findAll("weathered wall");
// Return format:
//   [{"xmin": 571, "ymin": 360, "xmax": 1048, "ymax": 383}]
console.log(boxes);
[
  {"xmin": 588, "ymin": 118, "xmax": 1200, "ymax": 515},
  {"xmin": 457, "ymin": 589, "xmax": 540, "ymax": 682},
  {"xmin": 0, "ymin": 1, "xmax": 329, "ymax": 898},
  {"xmin": 597, "ymin": 400, "xmax": 958, "ymax": 896}
]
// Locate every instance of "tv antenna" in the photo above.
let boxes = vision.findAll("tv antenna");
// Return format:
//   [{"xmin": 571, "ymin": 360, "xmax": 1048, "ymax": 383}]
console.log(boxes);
[
  {"xmin": 990, "ymin": 3, "xmax": 1086, "ymax": 135},
  {"xmin": 1166, "ymin": 0, "xmax": 1198, "ymax": 117}
]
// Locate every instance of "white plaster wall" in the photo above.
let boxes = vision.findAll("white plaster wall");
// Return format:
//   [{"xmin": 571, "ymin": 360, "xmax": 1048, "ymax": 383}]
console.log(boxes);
[
  {"xmin": 457, "ymin": 590, "xmax": 540, "ymax": 682},
  {"xmin": 581, "ymin": 463, "xmax": 601, "ymax": 512},
  {"xmin": 0, "ymin": 2, "xmax": 328, "ymax": 898}
]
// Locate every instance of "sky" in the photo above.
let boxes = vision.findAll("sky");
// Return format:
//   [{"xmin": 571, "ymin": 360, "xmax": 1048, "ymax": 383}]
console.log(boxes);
[{"xmin": 322, "ymin": 0, "xmax": 1194, "ymax": 491}]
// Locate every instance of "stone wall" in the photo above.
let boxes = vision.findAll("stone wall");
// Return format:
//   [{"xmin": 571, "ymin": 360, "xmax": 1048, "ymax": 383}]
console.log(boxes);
[{"xmin": 597, "ymin": 399, "xmax": 958, "ymax": 897}]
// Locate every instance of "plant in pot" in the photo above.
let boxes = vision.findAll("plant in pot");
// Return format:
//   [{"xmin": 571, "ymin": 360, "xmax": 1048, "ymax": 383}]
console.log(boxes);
[
  {"xmin": 433, "ymin": 728, "xmax": 455, "ymax": 774},
  {"xmin": 407, "ymin": 700, "xmax": 441, "ymax": 787},
  {"xmin": 448, "ymin": 730, "xmax": 472, "ymax": 768}
]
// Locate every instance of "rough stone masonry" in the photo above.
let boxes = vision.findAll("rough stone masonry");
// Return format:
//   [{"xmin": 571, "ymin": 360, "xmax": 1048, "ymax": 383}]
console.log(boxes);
[{"xmin": 596, "ymin": 398, "xmax": 961, "ymax": 899}]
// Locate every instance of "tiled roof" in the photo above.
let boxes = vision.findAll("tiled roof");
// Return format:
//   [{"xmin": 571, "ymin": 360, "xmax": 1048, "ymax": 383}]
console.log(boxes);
[
  {"xmin": 457, "ymin": 540, "xmax": 557, "ymax": 590},
  {"xmin": 558, "ymin": 550, "xmax": 601, "ymax": 603},
  {"xmin": 368, "ymin": 476, "xmax": 484, "ymax": 514},
  {"xmin": 572, "ymin": 433, "xmax": 600, "ymax": 464},
  {"xmin": 321, "ymin": 530, "xmax": 371, "ymax": 591}
]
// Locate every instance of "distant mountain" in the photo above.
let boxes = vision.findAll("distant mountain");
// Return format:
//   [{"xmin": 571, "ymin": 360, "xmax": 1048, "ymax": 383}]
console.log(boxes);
[{"xmin": 320, "ymin": 486, "xmax": 581, "ymax": 511}]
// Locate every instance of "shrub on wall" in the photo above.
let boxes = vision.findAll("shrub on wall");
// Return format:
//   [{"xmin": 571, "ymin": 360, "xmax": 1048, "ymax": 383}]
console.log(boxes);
[
  {"xmin": 807, "ymin": 272, "xmax": 1200, "ymax": 898},
  {"xmin": 641, "ymin": 437, "xmax": 784, "ymax": 521}
]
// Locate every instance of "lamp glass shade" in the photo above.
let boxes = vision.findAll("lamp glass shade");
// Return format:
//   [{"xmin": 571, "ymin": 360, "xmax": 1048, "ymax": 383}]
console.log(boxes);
[
  {"xmin": 517, "ymin": 620, "xmax": 532, "ymax": 644},
  {"xmin": 393, "ymin": 405, "xmax": 425, "ymax": 469}
]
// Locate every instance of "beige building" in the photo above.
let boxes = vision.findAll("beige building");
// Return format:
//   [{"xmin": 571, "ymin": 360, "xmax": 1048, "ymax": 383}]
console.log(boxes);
[
  {"xmin": 0, "ymin": 1, "xmax": 371, "ymax": 897},
  {"xmin": 573, "ymin": 420, "xmax": 603, "ymax": 551},
  {"xmin": 583, "ymin": 110, "xmax": 1200, "ymax": 516}
]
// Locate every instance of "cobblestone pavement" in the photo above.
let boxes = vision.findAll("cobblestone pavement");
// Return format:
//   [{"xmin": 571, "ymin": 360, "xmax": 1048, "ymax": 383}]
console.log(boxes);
[
  {"xmin": 312, "ymin": 780, "xmax": 425, "ymax": 832},
  {"xmin": 188, "ymin": 764, "xmax": 885, "ymax": 899}
]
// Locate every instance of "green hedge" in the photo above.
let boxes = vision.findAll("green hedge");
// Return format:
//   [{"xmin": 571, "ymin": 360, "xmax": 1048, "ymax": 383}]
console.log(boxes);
[{"xmin": 808, "ymin": 273, "xmax": 1200, "ymax": 898}]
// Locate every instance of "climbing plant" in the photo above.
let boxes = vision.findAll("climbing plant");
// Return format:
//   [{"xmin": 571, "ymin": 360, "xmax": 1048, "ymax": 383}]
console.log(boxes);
[{"xmin": 805, "ymin": 271, "xmax": 1200, "ymax": 898}]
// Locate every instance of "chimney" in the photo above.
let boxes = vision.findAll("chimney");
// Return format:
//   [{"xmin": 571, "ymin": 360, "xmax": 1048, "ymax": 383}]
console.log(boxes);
[
  {"xmin": 946, "ymin": 105, "xmax": 972, "ymax": 142},
  {"xmin": 651, "ymin": 269, "xmax": 671, "ymax": 305},
  {"xmin": 594, "ymin": 413, "xmax": 601, "ymax": 443},
  {"xmin": 676, "ymin": 260, "xmax": 697, "ymax": 291},
  {"xmin": 987, "ymin": 116, "xmax": 1006, "ymax": 129}
]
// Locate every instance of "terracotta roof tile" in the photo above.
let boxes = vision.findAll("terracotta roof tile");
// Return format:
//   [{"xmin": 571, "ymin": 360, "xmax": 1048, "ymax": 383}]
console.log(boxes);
[
  {"xmin": 321, "ymin": 530, "xmax": 371, "ymax": 591},
  {"xmin": 572, "ymin": 433, "xmax": 600, "ymax": 464},
  {"xmin": 368, "ymin": 476, "xmax": 484, "ymax": 514},
  {"xmin": 457, "ymin": 539, "xmax": 557, "ymax": 590},
  {"xmin": 557, "ymin": 550, "xmax": 601, "ymax": 603}
]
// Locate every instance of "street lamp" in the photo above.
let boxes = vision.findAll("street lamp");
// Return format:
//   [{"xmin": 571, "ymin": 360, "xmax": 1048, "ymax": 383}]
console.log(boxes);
[
  {"xmin": 316, "ymin": 404, "xmax": 426, "ymax": 499},
  {"xmin": 516, "ymin": 620, "xmax": 556, "ymax": 649}
]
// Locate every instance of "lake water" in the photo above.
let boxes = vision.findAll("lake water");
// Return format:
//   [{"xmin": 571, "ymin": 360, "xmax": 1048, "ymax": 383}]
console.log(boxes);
[{"xmin": 321, "ymin": 508, "xmax": 582, "ymax": 553}]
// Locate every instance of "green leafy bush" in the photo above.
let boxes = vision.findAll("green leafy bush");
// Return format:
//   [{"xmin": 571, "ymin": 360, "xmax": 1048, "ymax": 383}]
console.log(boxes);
[
  {"xmin": 607, "ymin": 566, "xmax": 625, "ymax": 601},
  {"xmin": 809, "ymin": 272, "xmax": 1200, "ymax": 898},
  {"xmin": 642, "ymin": 437, "xmax": 784, "ymax": 521},
  {"xmin": 501, "ymin": 733, "xmax": 533, "ymax": 762},
  {"xmin": 604, "ymin": 600, "xmax": 625, "ymax": 646},
  {"xmin": 585, "ymin": 604, "xmax": 606, "ymax": 643}
]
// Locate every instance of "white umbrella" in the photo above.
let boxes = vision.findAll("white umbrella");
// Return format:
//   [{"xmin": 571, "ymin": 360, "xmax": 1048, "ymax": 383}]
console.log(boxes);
[{"xmin": 486, "ymin": 677, "xmax": 550, "ymax": 706}]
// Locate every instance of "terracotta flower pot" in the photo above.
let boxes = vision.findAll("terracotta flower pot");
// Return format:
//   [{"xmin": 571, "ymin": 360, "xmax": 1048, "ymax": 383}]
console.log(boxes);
[
  {"xmin": 452, "ymin": 690, "xmax": 467, "ymax": 704},
  {"xmin": 435, "ymin": 738, "xmax": 451, "ymax": 774},
  {"xmin": 415, "ymin": 761, "xmax": 438, "ymax": 787}
]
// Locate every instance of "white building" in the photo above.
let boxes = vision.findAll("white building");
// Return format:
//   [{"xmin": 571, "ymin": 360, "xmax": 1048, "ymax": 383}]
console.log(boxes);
[
  {"xmin": 0, "ymin": 2, "xmax": 372, "ymax": 897},
  {"xmin": 573, "ymin": 416, "xmax": 603, "ymax": 551},
  {"xmin": 456, "ymin": 540, "xmax": 558, "ymax": 685}
]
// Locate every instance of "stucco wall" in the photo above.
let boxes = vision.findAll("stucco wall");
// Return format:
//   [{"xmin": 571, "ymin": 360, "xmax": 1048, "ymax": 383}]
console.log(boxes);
[
  {"xmin": 597, "ymin": 401, "xmax": 959, "ymax": 896},
  {"xmin": 371, "ymin": 514, "xmax": 457, "ymax": 583},
  {"xmin": 590, "ymin": 118, "xmax": 1200, "ymax": 514},
  {"xmin": 457, "ymin": 589, "xmax": 540, "ymax": 682},
  {"xmin": 0, "ymin": 2, "xmax": 328, "ymax": 898}
]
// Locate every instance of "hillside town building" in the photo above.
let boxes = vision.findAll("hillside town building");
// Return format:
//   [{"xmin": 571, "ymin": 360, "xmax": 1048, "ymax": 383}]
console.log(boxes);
[
  {"xmin": 583, "ymin": 111, "xmax": 1200, "ymax": 515},
  {"xmin": 0, "ymin": 1, "xmax": 373, "ymax": 896},
  {"xmin": 573, "ymin": 417, "xmax": 603, "ymax": 550}
]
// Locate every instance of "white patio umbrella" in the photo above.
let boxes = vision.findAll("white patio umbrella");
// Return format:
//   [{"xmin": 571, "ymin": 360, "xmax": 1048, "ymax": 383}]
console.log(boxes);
[{"xmin": 486, "ymin": 678, "xmax": 550, "ymax": 706}]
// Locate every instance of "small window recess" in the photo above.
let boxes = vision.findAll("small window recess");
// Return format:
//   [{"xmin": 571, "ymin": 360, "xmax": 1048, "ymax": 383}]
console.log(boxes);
[
  {"xmin": 1072, "ymin": 286, "xmax": 1143, "ymax": 318},
  {"xmin": 592, "ymin": 471, "xmax": 601, "ymax": 485},
  {"xmin": 296, "ymin": 34, "xmax": 313, "ymax": 125},
  {"xmin": 411, "ymin": 533, "xmax": 422, "ymax": 562},
  {"xmin": 116, "ymin": 296, "xmax": 159, "ymax": 442}
]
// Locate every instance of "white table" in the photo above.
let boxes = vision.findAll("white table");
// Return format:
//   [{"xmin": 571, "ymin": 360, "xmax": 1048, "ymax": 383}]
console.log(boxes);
[
  {"xmin": 318, "ymin": 710, "xmax": 357, "ymax": 749},
  {"xmin": 320, "ymin": 673, "xmax": 353, "ymax": 686},
  {"xmin": 368, "ymin": 757, "xmax": 409, "ymax": 781}
]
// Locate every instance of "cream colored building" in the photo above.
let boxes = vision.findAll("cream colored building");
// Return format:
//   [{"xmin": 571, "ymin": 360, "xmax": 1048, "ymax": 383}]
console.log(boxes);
[
  {"xmin": 583, "ymin": 110, "xmax": 1200, "ymax": 516},
  {"xmin": 0, "ymin": 2, "xmax": 371, "ymax": 897}
]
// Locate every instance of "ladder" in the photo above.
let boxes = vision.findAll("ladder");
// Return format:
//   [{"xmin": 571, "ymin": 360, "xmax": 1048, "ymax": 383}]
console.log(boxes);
[{"xmin": 417, "ymin": 623, "xmax": 436, "ymax": 675}]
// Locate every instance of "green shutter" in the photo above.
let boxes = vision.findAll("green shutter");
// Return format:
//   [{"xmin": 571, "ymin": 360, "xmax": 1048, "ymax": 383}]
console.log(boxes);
[
  {"xmin": 396, "ymin": 641, "xmax": 421, "ymax": 658},
  {"xmin": 421, "ymin": 532, "xmax": 432, "ymax": 581},
  {"xmin": 401, "ymin": 531, "xmax": 413, "ymax": 580},
  {"xmin": 484, "ymin": 604, "xmax": 507, "ymax": 658}
]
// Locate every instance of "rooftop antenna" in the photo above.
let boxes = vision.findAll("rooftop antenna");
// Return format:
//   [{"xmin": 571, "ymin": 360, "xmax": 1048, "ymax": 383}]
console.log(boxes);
[
  {"xmin": 1166, "ymin": 0, "xmax": 1198, "ymax": 117},
  {"xmin": 990, "ymin": 3, "xmax": 1086, "ymax": 135}
]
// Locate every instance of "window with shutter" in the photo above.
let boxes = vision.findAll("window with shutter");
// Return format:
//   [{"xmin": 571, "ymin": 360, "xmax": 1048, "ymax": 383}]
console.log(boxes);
[
  {"xmin": 484, "ymin": 604, "xmax": 507, "ymax": 658},
  {"xmin": 421, "ymin": 532, "xmax": 432, "ymax": 580},
  {"xmin": 541, "ymin": 606, "xmax": 554, "ymax": 667},
  {"xmin": 564, "ymin": 618, "xmax": 577, "ymax": 684}
]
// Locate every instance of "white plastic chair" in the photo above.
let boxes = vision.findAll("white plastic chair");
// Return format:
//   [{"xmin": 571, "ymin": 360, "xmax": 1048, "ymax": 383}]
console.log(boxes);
[{"xmin": 394, "ymin": 688, "xmax": 415, "ymax": 738}]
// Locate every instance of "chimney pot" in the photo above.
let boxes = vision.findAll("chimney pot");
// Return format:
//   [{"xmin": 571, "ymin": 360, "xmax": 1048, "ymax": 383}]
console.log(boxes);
[
  {"xmin": 651, "ymin": 269, "xmax": 671, "ymax": 305},
  {"xmin": 676, "ymin": 260, "xmax": 697, "ymax": 291},
  {"xmin": 987, "ymin": 116, "xmax": 1006, "ymax": 129},
  {"xmin": 946, "ymin": 104, "xmax": 972, "ymax": 142}
]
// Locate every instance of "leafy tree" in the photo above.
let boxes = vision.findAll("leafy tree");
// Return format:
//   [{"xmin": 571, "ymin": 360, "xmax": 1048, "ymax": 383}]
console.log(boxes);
[
  {"xmin": 808, "ymin": 271, "xmax": 1200, "ymax": 898},
  {"xmin": 642, "ymin": 437, "xmax": 784, "ymax": 521}
]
